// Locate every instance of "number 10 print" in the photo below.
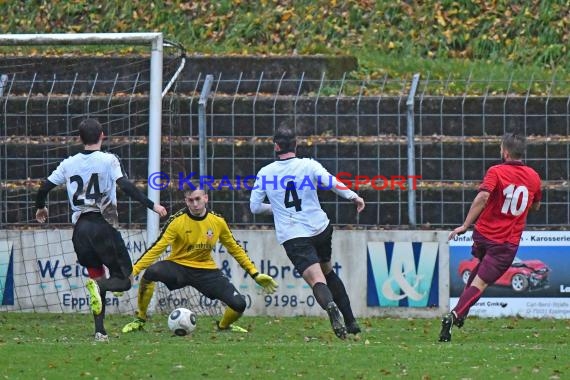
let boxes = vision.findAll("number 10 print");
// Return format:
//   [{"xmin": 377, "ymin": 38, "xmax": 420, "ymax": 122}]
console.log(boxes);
[{"xmin": 501, "ymin": 184, "xmax": 529, "ymax": 216}]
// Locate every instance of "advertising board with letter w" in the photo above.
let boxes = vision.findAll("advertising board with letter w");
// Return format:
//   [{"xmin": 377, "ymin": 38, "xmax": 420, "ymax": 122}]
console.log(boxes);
[{"xmin": 367, "ymin": 242, "xmax": 439, "ymax": 307}]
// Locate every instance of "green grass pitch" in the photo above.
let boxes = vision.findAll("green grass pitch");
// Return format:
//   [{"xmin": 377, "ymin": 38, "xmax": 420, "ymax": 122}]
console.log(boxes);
[{"xmin": 0, "ymin": 313, "xmax": 568, "ymax": 379}]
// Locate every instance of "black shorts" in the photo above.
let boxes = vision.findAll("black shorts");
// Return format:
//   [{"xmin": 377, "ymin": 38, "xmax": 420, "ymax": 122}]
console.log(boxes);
[
  {"xmin": 142, "ymin": 260, "xmax": 244, "ymax": 310},
  {"xmin": 282, "ymin": 223, "xmax": 333, "ymax": 275},
  {"xmin": 72, "ymin": 212, "xmax": 132, "ymax": 279}
]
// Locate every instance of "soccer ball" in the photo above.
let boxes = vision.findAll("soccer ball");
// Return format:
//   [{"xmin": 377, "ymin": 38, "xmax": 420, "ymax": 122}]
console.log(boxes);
[{"xmin": 168, "ymin": 307, "xmax": 197, "ymax": 336}]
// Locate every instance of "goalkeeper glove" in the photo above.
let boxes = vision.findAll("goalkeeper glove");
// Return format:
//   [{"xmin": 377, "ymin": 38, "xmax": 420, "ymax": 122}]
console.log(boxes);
[{"xmin": 252, "ymin": 273, "xmax": 278, "ymax": 294}]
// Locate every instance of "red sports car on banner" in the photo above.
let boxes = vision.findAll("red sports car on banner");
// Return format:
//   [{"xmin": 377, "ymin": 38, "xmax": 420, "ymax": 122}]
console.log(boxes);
[{"xmin": 458, "ymin": 256, "xmax": 550, "ymax": 292}]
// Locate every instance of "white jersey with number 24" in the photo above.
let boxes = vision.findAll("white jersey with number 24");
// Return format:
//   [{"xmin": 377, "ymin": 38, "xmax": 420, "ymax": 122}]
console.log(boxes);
[{"xmin": 47, "ymin": 151, "xmax": 124, "ymax": 226}]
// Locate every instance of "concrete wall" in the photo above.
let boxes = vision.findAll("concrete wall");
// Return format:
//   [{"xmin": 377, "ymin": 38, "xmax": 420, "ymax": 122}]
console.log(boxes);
[{"xmin": 0, "ymin": 229, "xmax": 449, "ymax": 318}]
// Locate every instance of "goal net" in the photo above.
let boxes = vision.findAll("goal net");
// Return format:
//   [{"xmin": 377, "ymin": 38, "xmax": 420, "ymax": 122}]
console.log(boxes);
[{"xmin": 0, "ymin": 33, "xmax": 222, "ymax": 318}]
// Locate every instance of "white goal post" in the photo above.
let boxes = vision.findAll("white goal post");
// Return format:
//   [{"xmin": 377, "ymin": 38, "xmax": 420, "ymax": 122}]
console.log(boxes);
[
  {"xmin": 0, "ymin": 32, "xmax": 225, "ymax": 318},
  {"xmin": 0, "ymin": 32, "xmax": 163, "ymax": 244}
]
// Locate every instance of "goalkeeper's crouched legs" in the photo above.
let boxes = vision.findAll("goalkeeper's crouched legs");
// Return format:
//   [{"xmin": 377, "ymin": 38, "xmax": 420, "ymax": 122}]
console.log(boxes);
[
  {"xmin": 218, "ymin": 307, "xmax": 247, "ymax": 333},
  {"xmin": 122, "ymin": 278, "xmax": 155, "ymax": 334},
  {"xmin": 136, "ymin": 277, "xmax": 156, "ymax": 320},
  {"xmin": 122, "ymin": 317, "xmax": 146, "ymax": 333},
  {"xmin": 224, "ymin": 291, "xmax": 247, "ymax": 314},
  {"xmin": 216, "ymin": 286, "xmax": 247, "ymax": 331}
]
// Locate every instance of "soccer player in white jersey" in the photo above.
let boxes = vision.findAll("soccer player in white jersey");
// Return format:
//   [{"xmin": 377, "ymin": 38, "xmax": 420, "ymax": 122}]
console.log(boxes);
[
  {"xmin": 250, "ymin": 126, "xmax": 365, "ymax": 339},
  {"xmin": 35, "ymin": 118, "xmax": 167, "ymax": 341}
]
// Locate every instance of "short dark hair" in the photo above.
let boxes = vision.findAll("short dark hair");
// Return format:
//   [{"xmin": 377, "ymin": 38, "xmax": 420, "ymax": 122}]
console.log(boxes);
[
  {"xmin": 273, "ymin": 126, "xmax": 296, "ymax": 154},
  {"xmin": 182, "ymin": 181, "xmax": 209, "ymax": 194},
  {"xmin": 79, "ymin": 118, "xmax": 103, "ymax": 145},
  {"xmin": 184, "ymin": 183, "xmax": 208, "ymax": 196},
  {"xmin": 502, "ymin": 133, "xmax": 526, "ymax": 159}
]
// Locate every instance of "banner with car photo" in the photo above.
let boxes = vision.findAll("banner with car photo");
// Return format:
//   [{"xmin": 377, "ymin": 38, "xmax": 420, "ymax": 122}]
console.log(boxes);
[{"xmin": 450, "ymin": 231, "xmax": 570, "ymax": 318}]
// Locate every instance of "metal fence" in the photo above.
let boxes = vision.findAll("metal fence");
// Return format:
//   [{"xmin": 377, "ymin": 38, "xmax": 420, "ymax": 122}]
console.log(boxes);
[{"xmin": 1, "ymin": 65, "xmax": 569, "ymax": 229}]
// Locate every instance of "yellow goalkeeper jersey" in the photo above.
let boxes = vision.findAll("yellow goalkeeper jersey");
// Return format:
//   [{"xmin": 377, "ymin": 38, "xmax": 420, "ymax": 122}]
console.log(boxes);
[{"xmin": 132, "ymin": 208, "xmax": 258, "ymax": 277}]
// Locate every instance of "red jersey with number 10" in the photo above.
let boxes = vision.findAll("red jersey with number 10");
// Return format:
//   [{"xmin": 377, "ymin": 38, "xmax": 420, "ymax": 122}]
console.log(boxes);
[{"xmin": 475, "ymin": 161, "xmax": 541, "ymax": 245}]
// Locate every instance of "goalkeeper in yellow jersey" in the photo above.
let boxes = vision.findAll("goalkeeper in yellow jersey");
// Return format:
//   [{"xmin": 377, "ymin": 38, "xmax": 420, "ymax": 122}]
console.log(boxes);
[{"xmin": 123, "ymin": 187, "xmax": 278, "ymax": 333}]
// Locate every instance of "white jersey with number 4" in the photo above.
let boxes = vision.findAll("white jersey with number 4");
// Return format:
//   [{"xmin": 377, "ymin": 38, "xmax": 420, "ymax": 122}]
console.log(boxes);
[
  {"xmin": 250, "ymin": 157, "xmax": 357, "ymax": 244},
  {"xmin": 47, "ymin": 151, "xmax": 124, "ymax": 226}
]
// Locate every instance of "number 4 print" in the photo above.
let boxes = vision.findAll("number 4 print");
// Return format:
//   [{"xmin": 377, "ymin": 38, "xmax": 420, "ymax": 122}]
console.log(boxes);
[
  {"xmin": 501, "ymin": 184, "xmax": 529, "ymax": 216},
  {"xmin": 284, "ymin": 181, "xmax": 302, "ymax": 211}
]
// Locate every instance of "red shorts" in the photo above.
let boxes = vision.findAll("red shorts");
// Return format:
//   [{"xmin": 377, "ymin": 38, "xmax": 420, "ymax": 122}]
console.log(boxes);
[{"xmin": 471, "ymin": 228, "xmax": 519, "ymax": 285}]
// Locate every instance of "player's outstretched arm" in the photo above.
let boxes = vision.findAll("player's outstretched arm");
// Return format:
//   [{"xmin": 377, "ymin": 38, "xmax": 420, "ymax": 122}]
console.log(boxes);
[
  {"xmin": 352, "ymin": 196, "xmax": 365, "ymax": 213},
  {"xmin": 116, "ymin": 177, "xmax": 167, "ymax": 217},
  {"xmin": 152, "ymin": 203, "xmax": 168, "ymax": 217},
  {"xmin": 448, "ymin": 191, "xmax": 489, "ymax": 241},
  {"xmin": 250, "ymin": 202, "xmax": 273, "ymax": 215},
  {"xmin": 313, "ymin": 160, "xmax": 364, "ymax": 211},
  {"xmin": 252, "ymin": 272, "xmax": 279, "ymax": 294},
  {"xmin": 249, "ymin": 175, "xmax": 272, "ymax": 215},
  {"xmin": 448, "ymin": 225, "xmax": 469, "ymax": 241},
  {"xmin": 35, "ymin": 180, "xmax": 57, "ymax": 223},
  {"xmin": 36, "ymin": 207, "xmax": 49, "ymax": 223}
]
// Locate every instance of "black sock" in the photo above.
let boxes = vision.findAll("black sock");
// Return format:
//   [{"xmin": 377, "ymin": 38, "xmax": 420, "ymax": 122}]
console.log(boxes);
[
  {"xmin": 312, "ymin": 282, "xmax": 334, "ymax": 310},
  {"xmin": 325, "ymin": 271, "xmax": 356, "ymax": 324},
  {"xmin": 94, "ymin": 292, "xmax": 106, "ymax": 335}
]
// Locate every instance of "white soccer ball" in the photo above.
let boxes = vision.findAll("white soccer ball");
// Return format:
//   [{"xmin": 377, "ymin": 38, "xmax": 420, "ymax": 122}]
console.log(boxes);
[{"xmin": 168, "ymin": 307, "xmax": 197, "ymax": 336}]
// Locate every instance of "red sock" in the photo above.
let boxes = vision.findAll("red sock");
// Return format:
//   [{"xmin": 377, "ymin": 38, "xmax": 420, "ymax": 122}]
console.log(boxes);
[
  {"xmin": 87, "ymin": 266, "xmax": 105, "ymax": 279},
  {"xmin": 453, "ymin": 286, "xmax": 482, "ymax": 319}
]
